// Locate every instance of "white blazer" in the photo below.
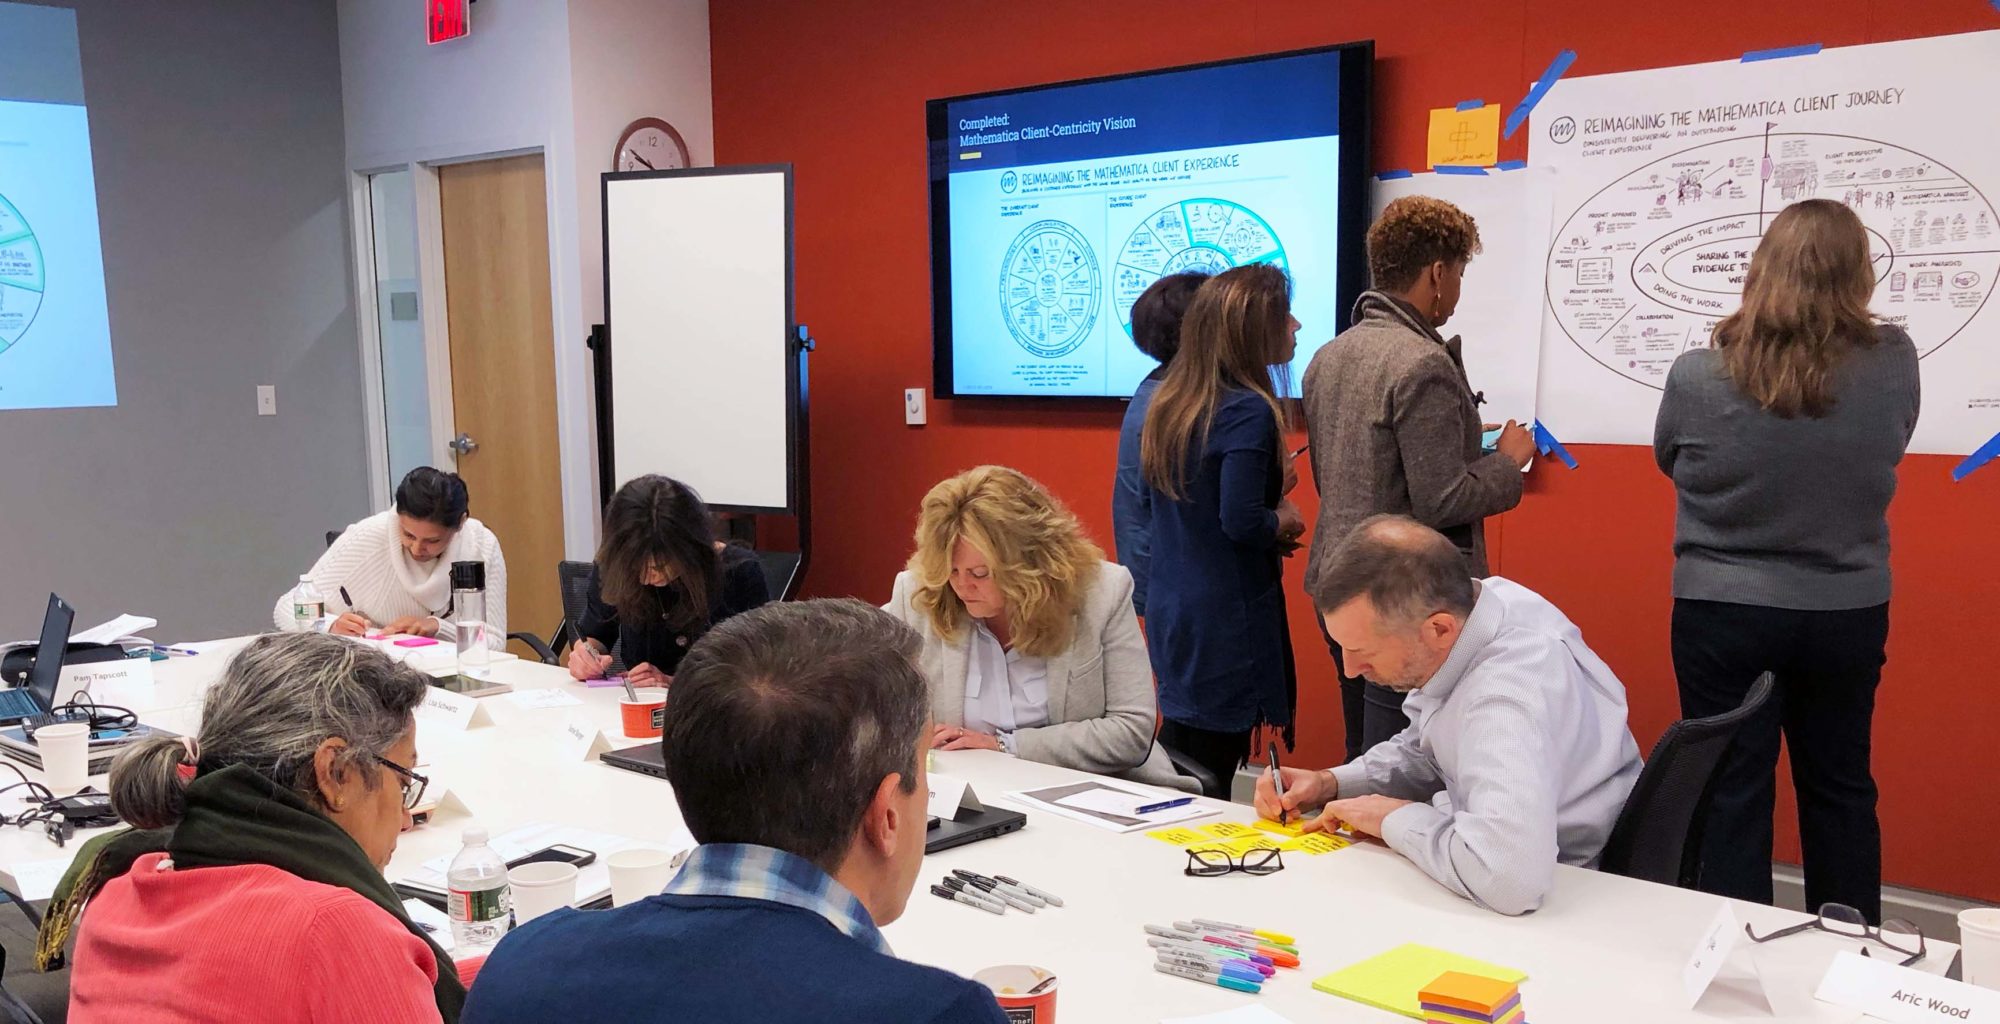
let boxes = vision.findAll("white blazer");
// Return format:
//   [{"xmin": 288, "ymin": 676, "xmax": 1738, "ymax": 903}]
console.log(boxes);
[{"xmin": 885, "ymin": 561, "xmax": 1194, "ymax": 793}]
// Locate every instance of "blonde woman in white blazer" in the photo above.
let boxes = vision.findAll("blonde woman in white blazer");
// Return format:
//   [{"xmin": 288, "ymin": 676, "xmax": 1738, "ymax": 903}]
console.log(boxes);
[{"xmin": 885, "ymin": 465, "xmax": 1194, "ymax": 793}]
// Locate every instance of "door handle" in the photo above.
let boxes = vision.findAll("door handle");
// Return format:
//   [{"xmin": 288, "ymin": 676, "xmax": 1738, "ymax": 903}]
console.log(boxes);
[{"xmin": 448, "ymin": 432, "xmax": 479, "ymax": 456}]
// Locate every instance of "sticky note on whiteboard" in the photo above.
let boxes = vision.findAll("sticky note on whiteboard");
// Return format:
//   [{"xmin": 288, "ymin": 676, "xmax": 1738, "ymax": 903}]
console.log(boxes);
[{"xmin": 1428, "ymin": 103, "xmax": 1502, "ymax": 168}]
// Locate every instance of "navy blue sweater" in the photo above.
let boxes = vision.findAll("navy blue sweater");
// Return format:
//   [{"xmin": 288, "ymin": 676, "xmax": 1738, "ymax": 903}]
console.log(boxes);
[{"xmin": 462, "ymin": 893, "xmax": 1007, "ymax": 1024}]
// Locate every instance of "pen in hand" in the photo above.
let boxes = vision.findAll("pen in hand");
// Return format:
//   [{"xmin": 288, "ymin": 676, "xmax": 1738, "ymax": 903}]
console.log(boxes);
[{"xmin": 1267, "ymin": 741, "xmax": 1289, "ymax": 826}]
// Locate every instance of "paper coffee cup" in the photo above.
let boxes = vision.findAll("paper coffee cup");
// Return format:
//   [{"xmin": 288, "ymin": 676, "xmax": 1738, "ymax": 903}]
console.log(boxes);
[
  {"xmin": 619, "ymin": 691, "xmax": 668, "ymax": 738},
  {"xmin": 607, "ymin": 847, "xmax": 677, "ymax": 907},
  {"xmin": 34, "ymin": 722, "xmax": 90, "ymax": 794},
  {"xmin": 974, "ymin": 964, "xmax": 1057, "ymax": 1023},
  {"xmin": 1960, "ymin": 907, "xmax": 2000, "ymax": 990},
  {"xmin": 507, "ymin": 861, "xmax": 579, "ymax": 925}
]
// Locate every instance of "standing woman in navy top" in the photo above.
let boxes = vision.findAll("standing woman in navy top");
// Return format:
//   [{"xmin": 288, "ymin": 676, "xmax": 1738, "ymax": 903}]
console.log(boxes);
[{"xmin": 1139, "ymin": 263, "xmax": 1305, "ymax": 791}]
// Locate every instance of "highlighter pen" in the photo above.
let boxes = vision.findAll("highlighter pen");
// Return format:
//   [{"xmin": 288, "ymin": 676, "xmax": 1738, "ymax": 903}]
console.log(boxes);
[
  {"xmin": 1192, "ymin": 918, "xmax": 1298, "ymax": 947},
  {"xmin": 994, "ymin": 875, "xmax": 1063, "ymax": 907},
  {"xmin": 930, "ymin": 884, "xmax": 1004, "ymax": 916},
  {"xmin": 1152, "ymin": 961, "xmax": 1262, "ymax": 994},
  {"xmin": 940, "ymin": 877, "xmax": 1007, "ymax": 913},
  {"xmin": 1156, "ymin": 951, "xmax": 1265, "ymax": 986}
]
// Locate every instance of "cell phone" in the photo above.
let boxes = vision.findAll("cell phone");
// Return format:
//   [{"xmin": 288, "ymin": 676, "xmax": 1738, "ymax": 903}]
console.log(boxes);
[
  {"xmin": 506, "ymin": 844, "xmax": 597, "ymax": 870},
  {"xmin": 1481, "ymin": 427, "xmax": 1502, "ymax": 452}
]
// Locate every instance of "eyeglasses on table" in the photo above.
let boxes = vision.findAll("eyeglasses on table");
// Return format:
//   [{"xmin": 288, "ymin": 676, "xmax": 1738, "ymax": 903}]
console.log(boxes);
[
  {"xmin": 1185, "ymin": 847, "xmax": 1284, "ymax": 877},
  {"xmin": 1744, "ymin": 902, "xmax": 1926, "ymax": 967}
]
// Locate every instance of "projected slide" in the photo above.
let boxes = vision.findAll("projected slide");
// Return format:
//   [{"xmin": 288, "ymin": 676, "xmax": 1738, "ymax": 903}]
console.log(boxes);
[
  {"xmin": 0, "ymin": 2, "xmax": 115, "ymax": 409},
  {"xmin": 939, "ymin": 50, "xmax": 1347, "ymax": 398}
]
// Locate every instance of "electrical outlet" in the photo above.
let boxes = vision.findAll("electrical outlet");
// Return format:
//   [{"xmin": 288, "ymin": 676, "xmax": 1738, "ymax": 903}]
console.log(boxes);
[
  {"xmin": 256, "ymin": 385, "xmax": 277, "ymax": 416},
  {"xmin": 904, "ymin": 387, "xmax": 927, "ymax": 426}
]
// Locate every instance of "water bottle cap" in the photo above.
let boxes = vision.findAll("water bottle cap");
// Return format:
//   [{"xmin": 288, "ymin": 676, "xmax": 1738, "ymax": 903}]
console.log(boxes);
[
  {"xmin": 461, "ymin": 826, "xmax": 488, "ymax": 845},
  {"xmin": 451, "ymin": 560, "xmax": 486, "ymax": 591}
]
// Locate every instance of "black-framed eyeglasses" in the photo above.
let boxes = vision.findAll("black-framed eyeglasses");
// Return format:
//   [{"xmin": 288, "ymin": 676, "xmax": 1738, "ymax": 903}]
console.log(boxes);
[
  {"xmin": 1745, "ymin": 903, "xmax": 1926, "ymax": 967},
  {"xmin": 374, "ymin": 756, "xmax": 430, "ymax": 812},
  {"xmin": 1185, "ymin": 847, "xmax": 1285, "ymax": 877}
]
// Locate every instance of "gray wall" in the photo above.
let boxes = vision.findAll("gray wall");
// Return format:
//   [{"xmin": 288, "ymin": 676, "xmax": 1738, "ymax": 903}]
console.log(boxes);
[{"xmin": 0, "ymin": 0, "xmax": 368, "ymax": 641}]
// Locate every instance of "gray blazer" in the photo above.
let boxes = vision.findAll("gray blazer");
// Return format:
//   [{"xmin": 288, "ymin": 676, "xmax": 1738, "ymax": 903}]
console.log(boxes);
[
  {"xmin": 885, "ymin": 562, "xmax": 1194, "ymax": 792},
  {"xmin": 1302, "ymin": 290, "xmax": 1524, "ymax": 594}
]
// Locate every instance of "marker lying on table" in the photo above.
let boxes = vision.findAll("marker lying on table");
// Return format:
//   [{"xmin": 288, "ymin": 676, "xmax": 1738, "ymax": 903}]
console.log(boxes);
[
  {"xmin": 1172, "ymin": 924, "xmax": 1298, "ymax": 967},
  {"xmin": 953, "ymin": 870, "xmax": 1045, "ymax": 909},
  {"xmin": 1145, "ymin": 926, "xmax": 1275, "ymax": 967},
  {"xmin": 1152, "ymin": 961, "xmax": 1262, "ymax": 994},
  {"xmin": 1156, "ymin": 950, "xmax": 1264, "ymax": 985},
  {"xmin": 994, "ymin": 875, "xmax": 1063, "ymax": 907},
  {"xmin": 939, "ymin": 877, "xmax": 1008, "ymax": 912},
  {"xmin": 1191, "ymin": 918, "xmax": 1296, "ymax": 946},
  {"xmin": 1148, "ymin": 937, "xmax": 1275, "ymax": 976},
  {"xmin": 930, "ymin": 884, "xmax": 1003, "ymax": 915}
]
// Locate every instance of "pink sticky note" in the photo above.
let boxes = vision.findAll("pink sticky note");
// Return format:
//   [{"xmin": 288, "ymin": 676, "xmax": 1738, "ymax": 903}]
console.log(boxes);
[{"xmin": 393, "ymin": 637, "xmax": 439, "ymax": 648}]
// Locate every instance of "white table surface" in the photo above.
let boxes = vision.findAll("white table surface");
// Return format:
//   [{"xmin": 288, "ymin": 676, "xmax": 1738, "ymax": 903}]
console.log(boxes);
[{"xmin": 0, "ymin": 639, "xmax": 1953, "ymax": 1023}]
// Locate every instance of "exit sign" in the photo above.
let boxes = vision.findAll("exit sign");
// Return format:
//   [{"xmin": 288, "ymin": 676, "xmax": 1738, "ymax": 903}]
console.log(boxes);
[{"xmin": 426, "ymin": 0, "xmax": 470, "ymax": 45}]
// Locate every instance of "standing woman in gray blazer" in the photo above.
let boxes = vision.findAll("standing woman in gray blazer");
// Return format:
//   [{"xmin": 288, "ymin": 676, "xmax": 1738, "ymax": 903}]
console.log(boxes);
[
  {"xmin": 885, "ymin": 465, "xmax": 1192, "ymax": 791},
  {"xmin": 1301, "ymin": 196, "xmax": 1536, "ymax": 761},
  {"xmin": 1655, "ymin": 199, "xmax": 1918, "ymax": 922}
]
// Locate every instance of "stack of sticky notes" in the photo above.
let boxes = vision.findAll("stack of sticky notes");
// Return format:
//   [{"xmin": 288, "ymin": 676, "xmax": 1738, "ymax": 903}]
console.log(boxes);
[
  {"xmin": 1419, "ymin": 972, "xmax": 1526, "ymax": 1024},
  {"xmin": 1145, "ymin": 820, "xmax": 1353, "ymax": 856},
  {"xmin": 1312, "ymin": 944, "xmax": 1526, "ymax": 1019}
]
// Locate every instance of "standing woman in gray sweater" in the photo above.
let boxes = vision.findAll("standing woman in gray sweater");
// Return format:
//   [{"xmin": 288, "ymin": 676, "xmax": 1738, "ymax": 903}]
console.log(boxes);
[{"xmin": 1654, "ymin": 198, "xmax": 1919, "ymax": 922}]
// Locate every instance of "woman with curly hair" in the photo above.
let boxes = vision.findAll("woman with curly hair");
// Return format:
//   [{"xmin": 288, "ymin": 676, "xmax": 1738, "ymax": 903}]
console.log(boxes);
[
  {"xmin": 885, "ymin": 465, "xmax": 1193, "ymax": 790},
  {"xmin": 1301, "ymin": 195, "xmax": 1537, "ymax": 761}
]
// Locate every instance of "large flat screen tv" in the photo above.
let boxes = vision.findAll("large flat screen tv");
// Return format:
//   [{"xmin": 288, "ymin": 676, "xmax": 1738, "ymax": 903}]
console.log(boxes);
[{"xmin": 927, "ymin": 42, "xmax": 1372, "ymax": 400}]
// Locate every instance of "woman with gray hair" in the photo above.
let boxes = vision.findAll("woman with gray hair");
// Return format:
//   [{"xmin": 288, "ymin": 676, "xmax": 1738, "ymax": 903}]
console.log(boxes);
[{"xmin": 48, "ymin": 632, "xmax": 463, "ymax": 1022}]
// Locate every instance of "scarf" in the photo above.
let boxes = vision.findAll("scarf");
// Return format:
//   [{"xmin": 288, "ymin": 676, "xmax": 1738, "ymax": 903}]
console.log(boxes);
[
  {"xmin": 40, "ymin": 765, "xmax": 466, "ymax": 1022},
  {"xmin": 384, "ymin": 514, "xmax": 462, "ymax": 617}
]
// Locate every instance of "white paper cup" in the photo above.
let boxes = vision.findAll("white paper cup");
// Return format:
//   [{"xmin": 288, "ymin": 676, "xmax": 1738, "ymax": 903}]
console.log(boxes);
[
  {"xmin": 607, "ymin": 847, "xmax": 676, "ymax": 907},
  {"xmin": 34, "ymin": 722, "xmax": 90, "ymax": 794},
  {"xmin": 507, "ymin": 861, "xmax": 579, "ymax": 925},
  {"xmin": 1960, "ymin": 907, "xmax": 2000, "ymax": 990}
]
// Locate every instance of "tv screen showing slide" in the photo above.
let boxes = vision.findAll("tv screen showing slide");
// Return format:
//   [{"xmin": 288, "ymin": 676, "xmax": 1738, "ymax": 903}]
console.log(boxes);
[
  {"xmin": 0, "ymin": 2, "xmax": 115, "ymax": 409},
  {"xmin": 927, "ymin": 43, "xmax": 1371, "ymax": 399}
]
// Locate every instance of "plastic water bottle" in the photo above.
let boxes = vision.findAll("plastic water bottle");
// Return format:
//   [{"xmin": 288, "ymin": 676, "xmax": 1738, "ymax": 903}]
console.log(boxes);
[
  {"xmin": 451, "ymin": 560, "xmax": 491, "ymax": 679},
  {"xmin": 290, "ymin": 575, "xmax": 325, "ymax": 631},
  {"xmin": 447, "ymin": 826, "xmax": 511, "ymax": 952}
]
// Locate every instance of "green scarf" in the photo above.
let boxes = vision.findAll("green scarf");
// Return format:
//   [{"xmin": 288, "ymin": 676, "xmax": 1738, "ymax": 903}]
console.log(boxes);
[{"xmin": 40, "ymin": 764, "xmax": 466, "ymax": 1022}]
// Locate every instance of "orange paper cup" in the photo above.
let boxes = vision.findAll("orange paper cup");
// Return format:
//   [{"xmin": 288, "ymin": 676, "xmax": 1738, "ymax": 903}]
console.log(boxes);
[
  {"xmin": 973, "ymin": 964, "xmax": 1057, "ymax": 1024},
  {"xmin": 619, "ymin": 691, "xmax": 668, "ymax": 738}
]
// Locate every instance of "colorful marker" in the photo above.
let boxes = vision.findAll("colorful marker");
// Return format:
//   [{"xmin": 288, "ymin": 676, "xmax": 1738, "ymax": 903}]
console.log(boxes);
[
  {"xmin": 1192, "ymin": 918, "xmax": 1297, "ymax": 946},
  {"xmin": 1152, "ymin": 961, "xmax": 1262, "ymax": 994},
  {"xmin": 1156, "ymin": 950, "xmax": 1264, "ymax": 986}
]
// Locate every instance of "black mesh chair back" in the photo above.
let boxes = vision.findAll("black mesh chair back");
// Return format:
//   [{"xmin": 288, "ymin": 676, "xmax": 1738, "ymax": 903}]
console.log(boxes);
[
  {"xmin": 324, "ymin": 529, "xmax": 343, "ymax": 549},
  {"xmin": 1599, "ymin": 672, "xmax": 1775, "ymax": 888},
  {"xmin": 555, "ymin": 559, "xmax": 627, "ymax": 669}
]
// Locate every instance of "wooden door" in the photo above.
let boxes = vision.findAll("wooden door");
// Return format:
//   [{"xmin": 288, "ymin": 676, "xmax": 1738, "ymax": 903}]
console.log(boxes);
[{"xmin": 438, "ymin": 154, "xmax": 565, "ymax": 654}]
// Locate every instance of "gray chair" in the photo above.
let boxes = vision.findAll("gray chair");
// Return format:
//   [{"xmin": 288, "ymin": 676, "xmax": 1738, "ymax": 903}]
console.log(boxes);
[{"xmin": 1598, "ymin": 672, "xmax": 1776, "ymax": 888}]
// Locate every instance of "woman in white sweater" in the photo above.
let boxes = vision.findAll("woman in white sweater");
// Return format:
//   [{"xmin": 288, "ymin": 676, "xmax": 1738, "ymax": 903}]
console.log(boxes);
[{"xmin": 273, "ymin": 468, "xmax": 507, "ymax": 649}]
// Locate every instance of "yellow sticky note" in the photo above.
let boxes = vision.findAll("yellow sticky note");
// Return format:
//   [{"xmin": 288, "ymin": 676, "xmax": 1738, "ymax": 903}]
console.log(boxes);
[
  {"xmin": 1312, "ymin": 943, "xmax": 1526, "ymax": 1019},
  {"xmin": 1200, "ymin": 821, "xmax": 1260, "ymax": 839},
  {"xmin": 1281, "ymin": 832, "xmax": 1353, "ymax": 855},
  {"xmin": 1146, "ymin": 826, "xmax": 1208, "ymax": 847},
  {"xmin": 1218, "ymin": 834, "xmax": 1283, "ymax": 855},
  {"xmin": 1254, "ymin": 818, "xmax": 1307, "ymax": 837},
  {"xmin": 1427, "ymin": 103, "xmax": 1501, "ymax": 168},
  {"xmin": 1184, "ymin": 840, "xmax": 1237, "ymax": 856}
]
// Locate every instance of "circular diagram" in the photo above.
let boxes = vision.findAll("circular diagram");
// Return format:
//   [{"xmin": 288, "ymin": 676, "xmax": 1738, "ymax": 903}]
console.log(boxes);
[
  {"xmin": 0, "ymin": 193, "xmax": 45, "ymax": 356},
  {"xmin": 1545, "ymin": 131, "xmax": 1999, "ymax": 390},
  {"xmin": 999, "ymin": 220, "xmax": 1101, "ymax": 359},
  {"xmin": 1112, "ymin": 199, "xmax": 1289, "ymax": 335}
]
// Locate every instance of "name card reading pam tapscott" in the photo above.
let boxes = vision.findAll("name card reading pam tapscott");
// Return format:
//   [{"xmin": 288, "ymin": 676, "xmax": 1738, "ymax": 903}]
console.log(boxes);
[{"xmin": 1816, "ymin": 950, "xmax": 2000, "ymax": 1024}]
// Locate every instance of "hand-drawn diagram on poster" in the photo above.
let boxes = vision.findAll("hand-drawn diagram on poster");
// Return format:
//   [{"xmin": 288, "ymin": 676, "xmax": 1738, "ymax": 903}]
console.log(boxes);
[
  {"xmin": 1530, "ymin": 31, "xmax": 2000, "ymax": 454},
  {"xmin": 1000, "ymin": 220, "xmax": 1102, "ymax": 359}
]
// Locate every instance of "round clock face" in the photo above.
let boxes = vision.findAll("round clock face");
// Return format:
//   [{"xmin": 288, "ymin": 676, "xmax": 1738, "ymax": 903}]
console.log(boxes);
[{"xmin": 615, "ymin": 118, "xmax": 690, "ymax": 172}]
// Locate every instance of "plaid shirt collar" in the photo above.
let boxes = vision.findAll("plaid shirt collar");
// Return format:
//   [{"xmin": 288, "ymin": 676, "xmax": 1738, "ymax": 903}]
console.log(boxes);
[{"xmin": 663, "ymin": 843, "xmax": 889, "ymax": 955}]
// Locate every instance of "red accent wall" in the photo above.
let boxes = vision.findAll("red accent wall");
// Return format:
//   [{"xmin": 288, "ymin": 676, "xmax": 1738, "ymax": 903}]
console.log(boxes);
[{"xmin": 711, "ymin": 0, "xmax": 2000, "ymax": 901}]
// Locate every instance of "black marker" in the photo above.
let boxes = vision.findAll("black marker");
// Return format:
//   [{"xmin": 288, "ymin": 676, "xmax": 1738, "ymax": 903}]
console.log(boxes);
[{"xmin": 931, "ymin": 883, "xmax": 1003, "ymax": 915}]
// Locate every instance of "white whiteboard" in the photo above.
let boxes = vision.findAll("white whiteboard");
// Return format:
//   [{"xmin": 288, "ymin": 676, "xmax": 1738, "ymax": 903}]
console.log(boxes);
[
  {"xmin": 1371, "ymin": 167, "xmax": 1555, "ymax": 428},
  {"xmin": 603, "ymin": 167, "xmax": 794, "ymax": 511}
]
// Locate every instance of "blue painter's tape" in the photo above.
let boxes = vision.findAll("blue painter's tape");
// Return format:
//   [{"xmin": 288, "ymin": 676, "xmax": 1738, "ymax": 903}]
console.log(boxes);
[
  {"xmin": 1503, "ymin": 49, "xmax": 1577, "ymax": 140},
  {"xmin": 1952, "ymin": 430, "xmax": 2000, "ymax": 482},
  {"xmin": 1434, "ymin": 165, "xmax": 1489, "ymax": 175},
  {"xmin": 1741, "ymin": 42, "xmax": 1822, "ymax": 62},
  {"xmin": 1494, "ymin": 159, "xmax": 1528, "ymax": 170},
  {"xmin": 1531, "ymin": 420, "xmax": 1580, "ymax": 470},
  {"xmin": 1455, "ymin": 98, "xmax": 1486, "ymax": 111},
  {"xmin": 1377, "ymin": 169, "xmax": 1414, "ymax": 180}
]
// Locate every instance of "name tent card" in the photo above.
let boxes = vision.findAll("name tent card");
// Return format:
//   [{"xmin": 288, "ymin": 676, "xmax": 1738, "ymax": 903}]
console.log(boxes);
[
  {"xmin": 927, "ymin": 773, "xmax": 986, "ymax": 821},
  {"xmin": 1817, "ymin": 951, "xmax": 2000, "ymax": 1024},
  {"xmin": 414, "ymin": 686, "xmax": 491, "ymax": 730},
  {"xmin": 1681, "ymin": 904, "xmax": 1773, "ymax": 1012},
  {"xmin": 558, "ymin": 717, "xmax": 614, "ymax": 762}
]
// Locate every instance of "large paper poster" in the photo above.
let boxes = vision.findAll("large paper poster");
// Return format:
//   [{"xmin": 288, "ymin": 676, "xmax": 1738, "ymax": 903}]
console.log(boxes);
[{"xmin": 1530, "ymin": 31, "xmax": 2000, "ymax": 454}]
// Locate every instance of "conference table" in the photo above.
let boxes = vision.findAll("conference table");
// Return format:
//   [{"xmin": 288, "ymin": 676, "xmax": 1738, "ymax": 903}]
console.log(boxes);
[{"xmin": 0, "ymin": 636, "xmax": 1956, "ymax": 1022}]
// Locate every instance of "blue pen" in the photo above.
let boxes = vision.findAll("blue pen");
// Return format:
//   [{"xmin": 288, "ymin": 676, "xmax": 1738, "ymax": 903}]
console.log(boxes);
[
  {"xmin": 1152, "ymin": 961, "xmax": 1261, "ymax": 993},
  {"xmin": 1156, "ymin": 950, "xmax": 1265, "ymax": 985},
  {"xmin": 1136, "ymin": 796, "xmax": 1195, "ymax": 814},
  {"xmin": 150, "ymin": 645, "xmax": 200, "ymax": 657}
]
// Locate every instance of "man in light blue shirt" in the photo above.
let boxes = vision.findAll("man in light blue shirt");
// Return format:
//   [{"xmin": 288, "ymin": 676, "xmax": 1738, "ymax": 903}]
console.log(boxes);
[{"xmin": 1258, "ymin": 515, "xmax": 1642, "ymax": 915}]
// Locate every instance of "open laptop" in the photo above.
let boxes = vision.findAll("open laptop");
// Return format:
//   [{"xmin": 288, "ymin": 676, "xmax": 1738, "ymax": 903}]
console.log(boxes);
[{"xmin": 0, "ymin": 595, "xmax": 74, "ymax": 724}]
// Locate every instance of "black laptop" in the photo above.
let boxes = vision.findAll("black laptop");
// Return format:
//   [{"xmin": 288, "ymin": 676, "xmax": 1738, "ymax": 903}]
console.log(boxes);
[
  {"xmin": 0, "ymin": 595, "xmax": 74, "ymax": 724},
  {"xmin": 600, "ymin": 739, "xmax": 667, "ymax": 779}
]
